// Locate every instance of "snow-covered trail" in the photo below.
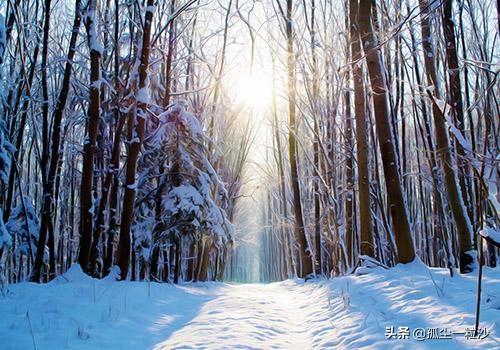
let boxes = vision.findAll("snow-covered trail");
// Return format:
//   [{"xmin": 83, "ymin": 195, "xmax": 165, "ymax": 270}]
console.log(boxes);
[
  {"xmin": 154, "ymin": 282, "xmax": 334, "ymax": 349},
  {"xmin": 1, "ymin": 262, "xmax": 499, "ymax": 349}
]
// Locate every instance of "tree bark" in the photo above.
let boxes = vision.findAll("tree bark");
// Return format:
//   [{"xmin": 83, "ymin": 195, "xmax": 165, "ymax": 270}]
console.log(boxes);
[
  {"xmin": 419, "ymin": 0, "xmax": 474, "ymax": 272},
  {"xmin": 31, "ymin": 0, "xmax": 82, "ymax": 282},
  {"xmin": 78, "ymin": 0, "xmax": 102, "ymax": 271},
  {"xmin": 357, "ymin": 0, "xmax": 415, "ymax": 263},
  {"xmin": 442, "ymin": 0, "xmax": 472, "ymax": 221},
  {"xmin": 349, "ymin": 0, "xmax": 373, "ymax": 259},
  {"xmin": 89, "ymin": 0, "xmax": 122, "ymax": 276},
  {"xmin": 284, "ymin": 0, "xmax": 313, "ymax": 278},
  {"xmin": 117, "ymin": 0, "xmax": 155, "ymax": 280}
]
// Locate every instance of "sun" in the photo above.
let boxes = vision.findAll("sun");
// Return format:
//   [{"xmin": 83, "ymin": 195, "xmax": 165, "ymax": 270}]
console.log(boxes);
[{"xmin": 234, "ymin": 72, "xmax": 273, "ymax": 110}]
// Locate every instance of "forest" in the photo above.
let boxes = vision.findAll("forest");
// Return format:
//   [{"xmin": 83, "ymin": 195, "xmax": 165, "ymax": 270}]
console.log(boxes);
[{"xmin": 0, "ymin": 0, "xmax": 498, "ymax": 349}]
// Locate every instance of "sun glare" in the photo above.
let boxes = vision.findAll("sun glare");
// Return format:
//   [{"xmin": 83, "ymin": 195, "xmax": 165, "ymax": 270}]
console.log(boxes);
[{"xmin": 234, "ymin": 73, "xmax": 273, "ymax": 110}]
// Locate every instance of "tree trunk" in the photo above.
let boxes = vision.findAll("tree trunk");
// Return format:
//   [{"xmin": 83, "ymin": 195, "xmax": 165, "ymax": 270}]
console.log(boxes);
[
  {"xmin": 419, "ymin": 0, "xmax": 474, "ymax": 273},
  {"xmin": 79, "ymin": 0, "xmax": 102, "ymax": 271},
  {"xmin": 357, "ymin": 0, "xmax": 415, "ymax": 263},
  {"xmin": 31, "ymin": 0, "xmax": 82, "ymax": 282},
  {"xmin": 442, "ymin": 0, "xmax": 472, "ymax": 222},
  {"xmin": 3, "ymin": 44, "xmax": 39, "ymax": 222},
  {"xmin": 349, "ymin": 0, "xmax": 373, "ymax": 259},
  {"xmin": 285, "ymin": 0, "xmax": 313, "ymax": 278},
  {"xmin": 173, "ymin": 238, "xmax": 181, "ymax": 284},
  {"xmin": 187, "ymin": 241, "xmax": 195, "ymax": 281},
  {"xmin": 117, "ymin": 1, "xmax": 155, "ymax": 280}
]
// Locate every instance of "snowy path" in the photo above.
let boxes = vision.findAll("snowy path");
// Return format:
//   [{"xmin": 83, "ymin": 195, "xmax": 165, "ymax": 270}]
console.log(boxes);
[
  {"xmin": 154, "ymin": 282, "xmax": 333, "ymax": 349},
  {"xmin": 1, "ymin": 262, "xmax": 499, "ymax": 349}
]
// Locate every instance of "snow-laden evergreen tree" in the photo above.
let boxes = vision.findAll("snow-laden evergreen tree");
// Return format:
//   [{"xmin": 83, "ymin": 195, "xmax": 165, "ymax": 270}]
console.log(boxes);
[
  {"xmin": 134, "ymin": 102, "xmax": 233, "ymax": 282},
  {"xmin": 160, "ymin": 103, "xmax": 232, "ymax": 243},
  {"xmin": 6, "ymin": 197, "xmax": 39, "ymax": 259}
]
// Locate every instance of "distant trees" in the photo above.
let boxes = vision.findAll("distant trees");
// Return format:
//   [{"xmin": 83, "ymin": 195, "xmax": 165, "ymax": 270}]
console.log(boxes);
[{"xmin": 262, "ymin": 0, "xmax": 497, "ymax": 278}]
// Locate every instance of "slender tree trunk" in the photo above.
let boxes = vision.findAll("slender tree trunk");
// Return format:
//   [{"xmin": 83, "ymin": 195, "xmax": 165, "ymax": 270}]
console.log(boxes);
[
  {"xmin": 3, "ymin": 45, "xmax": 39, "ymax": 222},
  {"xmin": 41, "ymin": 0, "xmax": 51, "ymax": 182},
  {"xmin": 285, "ymin": 0, "xmax": 313, "ymax": 278},
  {"xmin": 186, "ymin": 241, "xmax": 195, "ymax": 281},
  {"xmin": 89, "ymin": 0, "xmax": 122, "ymax": 276},
  {"xmin": 357, "ymin": 0, "xmax": 415, "ymax": 263},
  {"xmin": 442, "ymin": 0, "xmax": 472, "ymax": 221},
  {"xmin": 173, "ymin": 238, "xmax": 181, "ymax": 284},
  {"xmin": 40, "ymin": 0, "xmax": 57, "ymax": 278},
  {"xmin": 419, "ymin": 0, "xmax": 474, "ymax": 273},
  {"xmin": 309, "ymin": 0, "xmax": 323, "ymax": 275},
  {"xmin": 31, "ymin": 0, "xmax": 82, "ymax": 282}
]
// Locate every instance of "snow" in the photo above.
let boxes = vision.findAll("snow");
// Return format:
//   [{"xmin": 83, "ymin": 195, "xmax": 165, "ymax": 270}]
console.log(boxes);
[
  {"xmin": 0, "ymin": 14, "xmax": 5, "ymax": 64},
  {"xmin": 164, "ymin": 184, "xmax": 205, "ymax": 216},
  {"xmin": 0, "ymin": 122, "xmax": 12, "ymax": 184},
  {"xmin": 481, "ymin": 227, "xmax": 500, "ymax": 244},
  {"xmin": 5, "ymin": 197, "xmax": 39, "ymax": 253},
  {"xmin": 0, "ymin": 210, "xmax": 11, "ymax": 248},
  {"xmin": 87, "ymin": 8, "xmax": 104, "ymax": 55},
  {"xmin": 136, "ymin": 87, "xmax": 150, "ymax": 104},
  {"xmin": 1, "ymin": 261, "xmax": 498, "ymax": 349},
  {"xmin": 445, "ymin": 116, "xmax": 482, "ymax": 169},
  {"xmin": 127, "ymin": 181, "xmax": 138, "ymax": 190}
]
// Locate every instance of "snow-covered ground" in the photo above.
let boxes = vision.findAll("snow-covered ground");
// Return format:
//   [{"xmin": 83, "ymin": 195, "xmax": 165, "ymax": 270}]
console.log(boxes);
[{"xmin": 1, "ymin": 261, "xmax": 499, "ymax": 349}]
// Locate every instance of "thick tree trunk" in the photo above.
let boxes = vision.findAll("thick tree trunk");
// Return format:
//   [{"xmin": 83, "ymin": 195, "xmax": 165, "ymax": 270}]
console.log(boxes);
[
  {"xmin": 197, "ymin": 239, "xmax": 211, "ymax": 282},
  {"xmin": 357, "ymin": 0, "xmax": 415, "ymax": 264},
  {"xmin": 117, "ymin": 1, "xmax": 155, "ymax": 280},
  {"xmin": 349, "ymin": 0, "xmax": 373, "ymax": 259},
  {"xmin": 79, "ymin": 0, "xmax": 102, "ymax": 271}
]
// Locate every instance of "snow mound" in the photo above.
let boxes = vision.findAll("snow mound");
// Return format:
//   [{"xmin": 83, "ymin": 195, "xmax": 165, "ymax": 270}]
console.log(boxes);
[
  {"xmin": 61, "ymin": 264, "xmax": 92, "ymax": 282},
  {"xmin": 102, "ymin": 265, "xmax": 121, "ymax": 282}
]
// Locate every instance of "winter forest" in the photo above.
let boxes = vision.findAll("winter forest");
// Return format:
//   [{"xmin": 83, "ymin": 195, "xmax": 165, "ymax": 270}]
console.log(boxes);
[{"xmin": 0, "ymin": 0, "xmax": 499, "ymax": 349}]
